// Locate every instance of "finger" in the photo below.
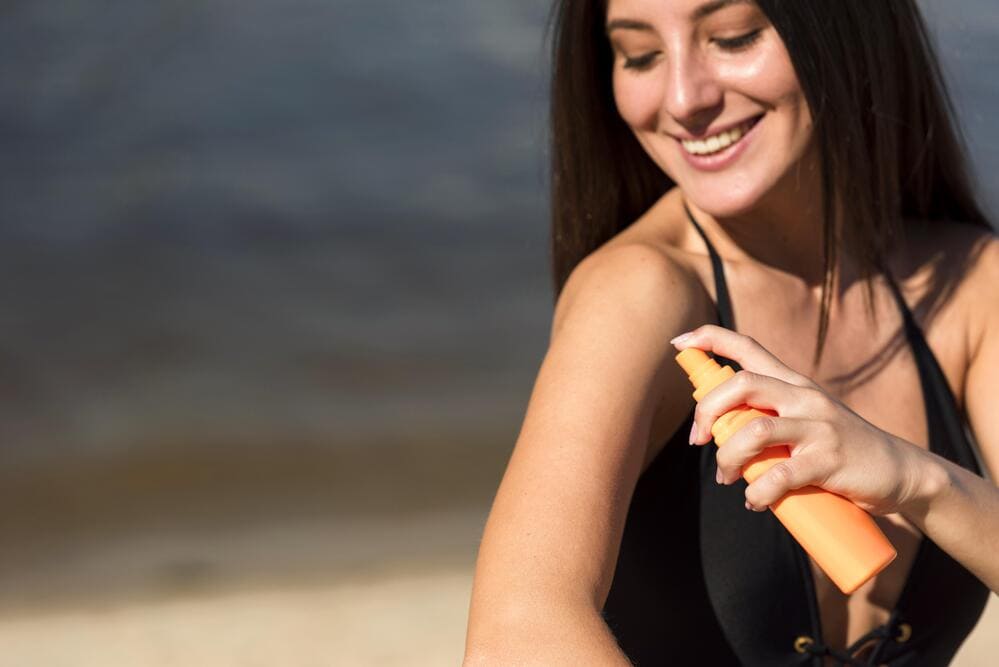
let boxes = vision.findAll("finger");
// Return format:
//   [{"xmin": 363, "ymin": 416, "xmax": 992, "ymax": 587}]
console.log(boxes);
[
  {"xmin": 715, "ymin": 415, "xmax": 813, "ymax": 484},
  {"xmin": 691, "ymin": 370, "xmax": 826, "ymax": 444},
  {"xmin": 671, "ymin": 324, "xmax": 812, "ymax": 387},
  {"xmin": 743, "ymin": 452, "xmax": 833, "ymax": 511}
]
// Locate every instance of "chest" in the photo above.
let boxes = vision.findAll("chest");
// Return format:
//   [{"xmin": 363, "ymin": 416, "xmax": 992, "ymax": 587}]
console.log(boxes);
[
  {"xmin": 746, "ymin": 325, "xmax": 932, "ymax": 653},
  {"xmin": 694, "ymin": 266, "xmax": 972, "ymax": 656},
  {"xmin": 706, "ymin": 264, "xmax": 970, "ymax": 478}
]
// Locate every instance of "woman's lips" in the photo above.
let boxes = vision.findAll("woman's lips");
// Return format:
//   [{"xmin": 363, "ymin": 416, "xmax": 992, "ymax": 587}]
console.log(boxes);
[{"xmin": 676, "ymin": 114, "xmax": 764, "ymax": 172}]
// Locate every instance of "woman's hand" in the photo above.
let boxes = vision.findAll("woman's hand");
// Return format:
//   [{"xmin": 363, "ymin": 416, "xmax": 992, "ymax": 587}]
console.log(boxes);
[{"xmin": 670, "ymin": 324, "xmax": 932, "ymax": 516}]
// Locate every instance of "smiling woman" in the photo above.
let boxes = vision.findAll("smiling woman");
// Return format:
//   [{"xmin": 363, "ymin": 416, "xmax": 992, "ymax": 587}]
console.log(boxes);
[
  {"xmin": 465, "ymin": 1, "xmax": 998, "ymax": 666},
  {"xmin": 607, "ymin": 0, "xmax": 811, "ymax": 209}
]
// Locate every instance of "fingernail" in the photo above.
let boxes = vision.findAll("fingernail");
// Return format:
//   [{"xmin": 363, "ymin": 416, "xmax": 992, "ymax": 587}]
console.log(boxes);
[
  {"xmin": 745, "ymin": 500, "xmax": 753, "ymax": 511},
  {"xmin": 688, "ymin": 422, "xmax": 697, "ymax": 445},
  {"xmin": 670, "ymin": 331, "xmax": 693, "ymax": 346},
  {"xmin": 715, "ymin": 467, "xmax": 723, "ymax": 485}
]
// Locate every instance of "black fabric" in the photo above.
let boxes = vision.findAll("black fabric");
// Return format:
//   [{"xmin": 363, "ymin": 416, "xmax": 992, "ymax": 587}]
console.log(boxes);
[{"xmin": 601, "ymin": 208, "xmax": 990, "ymax": 666}]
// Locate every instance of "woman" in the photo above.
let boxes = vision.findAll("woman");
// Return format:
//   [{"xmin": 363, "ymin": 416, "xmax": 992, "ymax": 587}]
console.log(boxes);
[{"xmin": 465, "ymin": 1, "xmax": 998, "ymax": 665}]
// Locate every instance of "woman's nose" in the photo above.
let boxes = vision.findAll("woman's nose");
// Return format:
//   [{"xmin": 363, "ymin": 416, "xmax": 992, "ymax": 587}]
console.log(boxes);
[{"xmin": 662, "ymin": 52, "xmax": 724, "ymax": 130}]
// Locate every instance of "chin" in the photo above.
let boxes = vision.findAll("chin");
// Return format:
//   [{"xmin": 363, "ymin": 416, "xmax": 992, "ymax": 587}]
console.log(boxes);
[{"xmin": 677, "ymin": 175, "xmax": 776, "ymax": 220}]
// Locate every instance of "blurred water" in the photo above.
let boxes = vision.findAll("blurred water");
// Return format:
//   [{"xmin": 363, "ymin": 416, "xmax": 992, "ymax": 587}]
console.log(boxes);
[{"xmin": 0, "ymin": 1, "xmax": 994, "ymax": 464}]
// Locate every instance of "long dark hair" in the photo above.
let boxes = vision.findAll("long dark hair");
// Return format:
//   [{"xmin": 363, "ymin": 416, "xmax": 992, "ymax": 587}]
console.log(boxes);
[{"xmin": 549, "ymin": 0, "xmax": 991, "ymax": 366}]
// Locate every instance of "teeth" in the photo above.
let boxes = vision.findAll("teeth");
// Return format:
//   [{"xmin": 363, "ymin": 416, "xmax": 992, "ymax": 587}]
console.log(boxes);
[{"xmin": 681, "ymin": 119, "xmax": 756, "ymax": 156}]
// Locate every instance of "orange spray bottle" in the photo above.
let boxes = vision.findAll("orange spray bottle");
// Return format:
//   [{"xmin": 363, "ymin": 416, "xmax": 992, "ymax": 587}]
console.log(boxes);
[{"xmin": 675, "ymin": 348, "xmax": 897, "ymax": 595}]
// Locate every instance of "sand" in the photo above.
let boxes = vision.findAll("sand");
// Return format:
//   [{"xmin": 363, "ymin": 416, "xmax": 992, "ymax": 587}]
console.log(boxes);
[
  {"xmin": 0, "ymin": 563, "xmax": 995, "ymax": 666},
  {"xmin": 0, "ymin": 568, "xmax": 472, "ymax": 667},
  {"xmin": 0, "ymin": 444, "xmax": 994, "ymax": 666}
]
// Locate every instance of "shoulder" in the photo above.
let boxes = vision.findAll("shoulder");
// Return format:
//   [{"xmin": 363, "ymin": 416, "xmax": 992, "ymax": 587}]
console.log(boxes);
[
  {"xmin": 552, "ymin": 187, "xmax": 715, "ymax": 337},
  {"xmin": 891, "ymin": 219, "xmax": 997, "ymax": 336},
  {"xmin": 893, "ymin": 218, "xmax": 995, "ymax": 273},
  {"xmin": 957, "ymin": 224, "xmax": 999, "ymax": 303},
  {"xmin": 896, "ymin": 218, "xmax": 996, "ymax": 284},
  {"xmin": 552, "ymin": 239, "xmax": 714, "ymax": 343},
  {"xmin": 891, "ymin": 220, "xmax": 997, "ymax": 408},
  {"xmin": 950, "ymin": 225, "xmax": 999, "ymax": 480},
  {"xmin": 957, "ymin": 226, "xmax": 999, "ymax": 362},
  {"xmin": 542, "ymin": 239, "xmax": 715, "ymax": 468}
]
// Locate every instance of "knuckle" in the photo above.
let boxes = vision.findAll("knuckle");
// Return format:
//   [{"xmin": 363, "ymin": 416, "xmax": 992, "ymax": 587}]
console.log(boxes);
[
  {"xmin": 748, "ymin": 416, "xmax": 775, "ymax": 440},
  {"xmin": 804, "ymin": 387, "xmax": 832, "ymax": 416},
  {"xmin": 816, "ymin": 420, "xmax": 837, "ymax": 443},
  {"xmin": 716, "ymin": 452, "xmax": 737, "ymax": 477},
  {"xmin": 733, "ymin": 370, "xmax": 755, "ymax": 388},
  {"xmin": 808, "ymin": 455, "xmax": 835, "ymax": 486},
  {"xmin": 714, "ymin": 448, "xmax": 730, "ymax": 468},
  {"xmin": 768, "ymin": 461, "xmax": 796, "ymax": 485},
  {"xmin": 827, "ymin": 446, "xmax": 846, "ymax": 469}
]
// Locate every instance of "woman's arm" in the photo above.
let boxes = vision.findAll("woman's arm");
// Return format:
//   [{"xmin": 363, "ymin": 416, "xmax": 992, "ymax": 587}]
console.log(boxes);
[
  {"xmin": 905, "ymin": 234, "xmax": 999, "ymax": 591},
  {"xmin": 899, "ymin": 444, "xmax": 999, "ymax": 592},
  {"xmin": 463, "ymin": 243, "xmax": 711, "ymax": 665}
]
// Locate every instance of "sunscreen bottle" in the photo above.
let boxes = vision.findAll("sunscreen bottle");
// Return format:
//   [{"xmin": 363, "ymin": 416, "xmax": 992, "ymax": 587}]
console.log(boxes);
[{"xmin": 676, "ymin": 347, "xmax": 897, "ymax": 594}]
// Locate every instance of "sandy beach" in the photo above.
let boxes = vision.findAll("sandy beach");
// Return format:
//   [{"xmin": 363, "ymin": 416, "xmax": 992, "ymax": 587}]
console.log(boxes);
[
  {"xmin": 1, "ymin": 567, "xmax": 995, "ymax": 666},
  {"xmin": 0, "ymin": 440, "xmax": 994, "ymax": 666}
]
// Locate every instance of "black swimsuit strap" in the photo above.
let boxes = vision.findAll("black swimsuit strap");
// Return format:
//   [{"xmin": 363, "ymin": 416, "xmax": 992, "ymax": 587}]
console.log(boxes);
[
  {"xmin": 684, "ymin": 202, "xmax": 736, "ymax": 331},
  {"xmin": 684, "ymin": 204, "xmax": 822, "ymax": 663},
  {"xmin": 882, "ymin": 274, "xmax": 982, "ymax": 472}
]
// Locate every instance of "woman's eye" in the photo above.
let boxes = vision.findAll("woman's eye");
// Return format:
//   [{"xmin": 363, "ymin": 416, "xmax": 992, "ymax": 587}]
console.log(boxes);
[
  {"xmin": 623, "ymin": 52, "xmax": 659, "ymax": 70},
  {"xmin": 713, "ymin": 28, "xmax": 763, "ymax": 52}
]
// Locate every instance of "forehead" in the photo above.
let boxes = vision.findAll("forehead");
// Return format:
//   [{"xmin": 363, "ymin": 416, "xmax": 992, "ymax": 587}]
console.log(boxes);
[{"xmin": 606, "ymin": 0, "xmax": 754, "ymax": 23}]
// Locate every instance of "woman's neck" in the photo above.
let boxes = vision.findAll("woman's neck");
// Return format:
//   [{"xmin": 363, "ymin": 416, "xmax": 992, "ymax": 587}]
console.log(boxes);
[
  {"xmin": 681, "ymin": 150, "xmax": 863, "ymax": 303},
  {"xmin": 685, "ymin": 199, "xmax": 835, "ymax": 287}
]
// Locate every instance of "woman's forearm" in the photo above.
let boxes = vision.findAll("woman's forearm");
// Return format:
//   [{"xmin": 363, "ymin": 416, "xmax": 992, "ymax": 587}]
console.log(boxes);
[
  {"xmin": 900, "ymin": 438, "xmax": 999, "ymax": 592},
  {"xmin": 464, "ymin": 602, "xmax": 632, "ymax": 666}
]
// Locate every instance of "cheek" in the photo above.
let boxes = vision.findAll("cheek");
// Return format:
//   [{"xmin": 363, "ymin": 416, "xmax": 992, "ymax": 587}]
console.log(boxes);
[
  {"xmin": 720, "ymin": 41, "xmax": 814, "ymax": 148},
  {"xmin": 765, "ymin": 56, "xmax": 811, "ymax": 131},
  {"xmin": 769, "ymin": 74, "xmax": 814, "ymax": 158},
  {"xmin": 717, "ymin": 37, "xmax": 802, "ymax": 104},
  {"xmin": 613, "ymin": 73, "xmax": 663, "ymax": 131}
]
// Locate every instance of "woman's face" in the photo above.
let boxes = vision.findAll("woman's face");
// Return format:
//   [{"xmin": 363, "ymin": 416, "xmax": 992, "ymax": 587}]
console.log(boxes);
[{"xmin": 607, "ymin": 0, "xmax": 815, "ymax": 218}]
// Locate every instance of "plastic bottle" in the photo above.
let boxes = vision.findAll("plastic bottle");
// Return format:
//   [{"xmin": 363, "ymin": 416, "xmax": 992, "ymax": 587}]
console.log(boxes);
[{"xmin": 675, "ymin": 347, "xmax": 897, "ymax": 594}]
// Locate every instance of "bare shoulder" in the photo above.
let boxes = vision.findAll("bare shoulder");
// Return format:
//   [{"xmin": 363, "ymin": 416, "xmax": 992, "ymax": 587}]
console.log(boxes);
[
  {"xmin": 895, "ymin": 219, "xmax": 997, "ymax": 287},
  {"xmin": 955, "ymin": 224, "xmax": 999, "ymax": 339},
  {"xmin": 958, "ymin": 226, "xmax": 999, "ymax": 481},
  {"xmin": 553, "ymin": 238, "xmax": 713, "ymax": 342},
  {"xmin": 896, "ymin": 220, "xmax": 998, "ymax": 343},
  {"xmin": 954, "ymin": 226, "xmax": 999, "ymax": 378},
  {"xmin": 890, "ymin": 220, "xmax": 998, "ymax": 409}
]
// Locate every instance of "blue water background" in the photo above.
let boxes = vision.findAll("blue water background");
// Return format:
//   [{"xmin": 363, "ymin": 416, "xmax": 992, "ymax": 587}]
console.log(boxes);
[{"xmin": 0, "ymin": 1, "xmax": 994, "ymax": 464}]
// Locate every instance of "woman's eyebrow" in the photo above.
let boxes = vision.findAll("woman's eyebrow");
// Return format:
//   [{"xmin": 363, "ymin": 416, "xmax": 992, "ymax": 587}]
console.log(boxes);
[
  {"xmin": 605, "ymin": 18, "xmax": 654, "ymax": 35},
  {"xmin": 606, "ymin": 0, "xmax": 751, "ymax": 35},
  {"xmin": 691, "ymin": 0, "xmax": 750, "ymax": 21}
]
